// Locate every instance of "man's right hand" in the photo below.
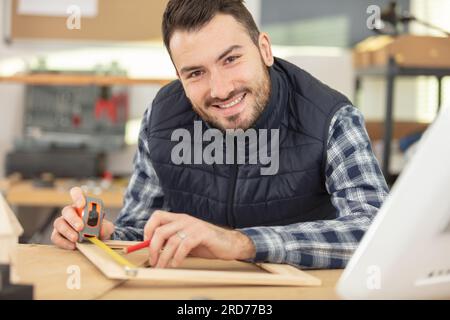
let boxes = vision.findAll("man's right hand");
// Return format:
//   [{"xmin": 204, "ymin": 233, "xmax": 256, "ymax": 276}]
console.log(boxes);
[{"xmin": 51, "ymin": 187, "xmax": 115, "ymax": 250}]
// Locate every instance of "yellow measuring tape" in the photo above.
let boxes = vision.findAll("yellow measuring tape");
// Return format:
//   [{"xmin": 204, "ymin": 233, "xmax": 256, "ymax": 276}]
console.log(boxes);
[{"xmin": 87, "ymin": 236, "xmax": 137, "ymax": 269}]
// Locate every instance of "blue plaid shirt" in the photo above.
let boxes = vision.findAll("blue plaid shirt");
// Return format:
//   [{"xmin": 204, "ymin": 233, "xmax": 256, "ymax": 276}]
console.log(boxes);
[{"xmin": 112, "ymin": 104, "xmax": 389, "ymax": 269}]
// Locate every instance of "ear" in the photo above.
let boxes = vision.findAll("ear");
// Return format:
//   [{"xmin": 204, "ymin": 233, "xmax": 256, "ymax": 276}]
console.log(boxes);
[{"xmin": 258, "ymin": 32, "xmax": 274, "ymax": 67}]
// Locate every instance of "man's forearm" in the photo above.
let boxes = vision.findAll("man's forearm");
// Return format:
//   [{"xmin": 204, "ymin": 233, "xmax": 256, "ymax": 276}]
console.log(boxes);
[{"xmin": 238, "ymin": 213, "xmax": 375, "ymax": 269}]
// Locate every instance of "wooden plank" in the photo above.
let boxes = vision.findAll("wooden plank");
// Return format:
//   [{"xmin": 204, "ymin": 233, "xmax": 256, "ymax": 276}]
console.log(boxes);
[
  {"xmin": 13, "ymin": 244, "xmax": 341, "ymax": 300},
  {"xmin": 365, "ymin": 121, "xmax": 429, "ymax": 142},
  {"xmin": 5, "ymin": 180, "xmax": 125, "ymax": 209},
  {"xmin": 131, "ymin": 268, "xmax": 321, "ymax": 287},
  {"xmin": 100, "ymin": 269, "xmax": 342, "ymax": 300},
  {"xmin": 0, "ymin": 74, "xmax": 173, "ymax": 86},
  {"xmin": 256, "ymin": 263, "xmax": 322, "ymax": 286},
  {"xmin": 76, "ymin": 241, "xmax": 322, "ymax": 287},
  {"xmin": 11, "ymin": 244, "xmax": 122, "ymax": 300}
]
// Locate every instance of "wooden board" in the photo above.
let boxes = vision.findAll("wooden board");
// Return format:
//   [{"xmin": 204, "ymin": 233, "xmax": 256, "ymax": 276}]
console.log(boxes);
[
  {"xmin": 5, "ymin": 179, "xmax": 125, "ymax": 209},
  {"xmin": 11, "ymin": 244, "xmax": 121, "ymax": 299},
  {"xmin": 0, "ymin": 74, "xmax": 173, "ymax": 86},
  {"xmin": 353, "ymin": 35, "xmax": 450, "ymax": 69},
  {"xmin": 8, "ymin": 0, "xmax": 168, "ymax": 42},
  {"xmin": 365, "ymin": 121, "xmax": 430, "ymax": 141},
  {"xmin": 12, "ymin": 244, "xmax": 342, "ymax": 300},
  {"xmin": 76, "ymin": 240, "xmax": 322, "ymax": 287},
  {"xmin": 99, "ymin": 269, "xmax": 342, "ymax": 300}
]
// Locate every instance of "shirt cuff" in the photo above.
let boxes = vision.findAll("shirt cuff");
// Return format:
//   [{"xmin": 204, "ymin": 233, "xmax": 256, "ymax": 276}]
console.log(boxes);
[
  {"xmin": 110, "ymin": 227, "xmax": 126, "ymax": 241},
  {"xmin": 237, "ymin": 227, "xmax": 287, "ymax": 263},
  {"xmin": 110, "ymin": 226, "xmax": 144, "ymax": 241}
]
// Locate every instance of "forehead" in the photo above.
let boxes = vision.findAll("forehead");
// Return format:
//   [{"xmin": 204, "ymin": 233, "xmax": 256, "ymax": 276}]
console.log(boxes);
[{"xmin": 169, "ymin": 14, "xmax": 253, "ymax": 69}]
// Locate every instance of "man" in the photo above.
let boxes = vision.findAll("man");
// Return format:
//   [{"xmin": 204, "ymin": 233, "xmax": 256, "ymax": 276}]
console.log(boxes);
[{"xmin": 52, "ymin": 0, "xmax": 388, "ymax": 269}]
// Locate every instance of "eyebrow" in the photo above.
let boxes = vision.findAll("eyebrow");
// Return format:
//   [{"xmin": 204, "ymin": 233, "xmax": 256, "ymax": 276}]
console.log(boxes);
[{"xmin": 179, "ymin": 45, "xmax": 243, "ymax": 76}]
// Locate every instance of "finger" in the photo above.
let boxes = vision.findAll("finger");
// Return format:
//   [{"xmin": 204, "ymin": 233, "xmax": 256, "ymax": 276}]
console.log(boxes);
[
  {"xmin": 100, "ymin": 219, "xmax": 115, "ymax": 240},
  {"xmin": 61, "ymin": 205, "xmax": 84, "ymax": 231},
  {"xmin": 171, "ymin": 235, "xmax": 200, "ymax": 268},
  {"xmin": 155, "ymin": 235, "xmax": 182, "ymax": 268},
  {"xmin": 51, "ymin": 229, "xmax": 76, "ymax": 250},
  {"xmin": 143, "ymin": 210, "xmax": 177, "ymax": 241},
  {"xmin": 148, "ymin": 222, "xmax": 183, "ymax": 267},
  {"xmin": 70, "ymin": 186, "xmax": 86, "ymax": 209},
  {"xmin": 53, "ymin": 217, "xmax": 79, "ymax": 243}
]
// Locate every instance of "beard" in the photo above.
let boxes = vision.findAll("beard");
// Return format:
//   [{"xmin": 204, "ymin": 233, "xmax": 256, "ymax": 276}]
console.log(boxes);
[{"xmin": 190, "ymin": 60, "xmax": 271, "ymax": 131}]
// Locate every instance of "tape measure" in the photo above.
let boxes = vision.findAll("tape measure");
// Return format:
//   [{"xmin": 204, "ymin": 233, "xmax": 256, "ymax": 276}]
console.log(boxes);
[
  {"xmin": 76, "ymin": 196, "xmax": 137, "ymax": 273},
  {"xmin": 86, "ymin": 236, "xmax": 137, "ymax": 269},
  {"xmin": 76, "ymin": 196, "xmax": 105, "ymax": 243}
]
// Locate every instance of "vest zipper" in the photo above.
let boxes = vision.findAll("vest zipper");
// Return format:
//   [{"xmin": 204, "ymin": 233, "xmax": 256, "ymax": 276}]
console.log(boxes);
[
  {"xmin": 227, "ymin": 139, "xmax": 238, "ymax": 228},
  {"xmin": 227, "ymin": 164, "xmax": 238, "ymax": 228}
]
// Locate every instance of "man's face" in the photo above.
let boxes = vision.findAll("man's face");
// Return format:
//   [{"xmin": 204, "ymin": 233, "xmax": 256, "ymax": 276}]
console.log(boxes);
[{"xmin": 170, "ymin": 14, "xmax": 274, "ymax": 130}]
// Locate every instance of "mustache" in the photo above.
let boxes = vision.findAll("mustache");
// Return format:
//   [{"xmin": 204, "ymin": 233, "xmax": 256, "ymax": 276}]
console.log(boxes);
[{"xmin": 205, "ymin": 88, "xmax": 249, "ymax": 107}]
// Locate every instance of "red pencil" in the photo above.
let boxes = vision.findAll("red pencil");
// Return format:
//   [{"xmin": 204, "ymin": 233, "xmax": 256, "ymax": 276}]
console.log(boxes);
[{"xmin": 122, "ymin": 240, "xmax": 150, "ymax": 254}]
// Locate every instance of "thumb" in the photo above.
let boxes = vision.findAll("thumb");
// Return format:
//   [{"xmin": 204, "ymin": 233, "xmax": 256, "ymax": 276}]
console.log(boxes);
[{"xmin": 70, "ymin": 186, "xmax": 86, "ymax": 209}]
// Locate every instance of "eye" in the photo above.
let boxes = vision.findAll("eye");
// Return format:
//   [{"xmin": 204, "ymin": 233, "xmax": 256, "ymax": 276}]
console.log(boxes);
[
  {"xmin": 225, "ymin": 55, "xmax": 240, "ymax": 64},
  {"xmin": 188, "ymin": 70, "xmax": 204, "ymax": 79}
]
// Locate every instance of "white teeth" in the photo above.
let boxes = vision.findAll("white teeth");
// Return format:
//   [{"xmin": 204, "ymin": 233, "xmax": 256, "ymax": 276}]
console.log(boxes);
[{"xmin": 218, "ymin": 94, "xmax": 244, "ymax": 109}]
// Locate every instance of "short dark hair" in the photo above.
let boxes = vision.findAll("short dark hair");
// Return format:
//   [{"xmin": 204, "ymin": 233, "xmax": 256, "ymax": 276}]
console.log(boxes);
[{"xmin": 162, "ymin": 0, "xmax": 260, "ymax": 55}]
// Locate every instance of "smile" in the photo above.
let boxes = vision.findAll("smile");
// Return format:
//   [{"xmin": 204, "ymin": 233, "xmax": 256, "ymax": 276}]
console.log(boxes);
[
  {"xmin": 215, "ymin": 93, "xmax": 246, "ymax": 109},
  {"xmin": 211, "ymin": 93, "xmax": 247, "ymax": 118}
]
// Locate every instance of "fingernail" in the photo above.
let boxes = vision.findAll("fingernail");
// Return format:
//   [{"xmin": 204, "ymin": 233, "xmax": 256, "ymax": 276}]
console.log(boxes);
[
  {"xmin": 76, "ymin": 199, "xmax": 84, "ymax": 208},
  {"xmin": 74, "ymin": 223, "xmax": 81, "ymax": 230}
]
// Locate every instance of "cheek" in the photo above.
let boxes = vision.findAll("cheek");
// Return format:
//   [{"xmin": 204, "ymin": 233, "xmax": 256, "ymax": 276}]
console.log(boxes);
[
  {"xmin": 185, "ymin": 82, "xmax": 209, "ymax": 106},
  {"xmin": 232, "ymin": 64, "xmax": 254, "ymax": 85},
  {"xmin": 235, "ymin": 62, "xmax": 264, "ymax": 91}
]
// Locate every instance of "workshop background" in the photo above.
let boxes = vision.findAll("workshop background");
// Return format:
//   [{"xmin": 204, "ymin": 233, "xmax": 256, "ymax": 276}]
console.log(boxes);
[{"xmin": 0, "ymin": 0, "xmax": 449, "ymax": 244}]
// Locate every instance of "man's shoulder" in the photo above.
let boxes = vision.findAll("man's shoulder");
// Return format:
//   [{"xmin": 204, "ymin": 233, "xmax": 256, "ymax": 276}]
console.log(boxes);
[
  {"xmin": 146, "ymin": 79, "xmax": 195, "ymax": 134},
  {"xmin": 153, "ymin": 79, "xmax": 186, "ymax": 106},
  {"xmin": 274, "ymin": 57, "xmax": 351, "ymax": 113}
]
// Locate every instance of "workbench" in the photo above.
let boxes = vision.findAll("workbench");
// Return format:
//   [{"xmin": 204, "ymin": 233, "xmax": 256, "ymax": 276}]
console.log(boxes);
[{"xmin": 11, "ymin": 244, "xmax": 342, "ymax": 300}]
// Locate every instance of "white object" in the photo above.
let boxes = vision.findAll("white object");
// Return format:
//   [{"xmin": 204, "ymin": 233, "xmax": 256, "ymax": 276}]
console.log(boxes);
[
  {"xmin": 17, "ymin": 0, "xmax": 98, "ymax": 17},
  {"xmin": 0, "ymin": 193, "xmax": 23, "ymax": 264},
  {"xmin": 337, "ymin": 105, "xmax": 450, "ymax": 299}
]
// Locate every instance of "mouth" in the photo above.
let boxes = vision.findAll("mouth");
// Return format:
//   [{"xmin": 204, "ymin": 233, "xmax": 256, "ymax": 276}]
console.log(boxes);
[{"xmin": 211, "ymin": 93, "xmax": 247, "ymax": 117}]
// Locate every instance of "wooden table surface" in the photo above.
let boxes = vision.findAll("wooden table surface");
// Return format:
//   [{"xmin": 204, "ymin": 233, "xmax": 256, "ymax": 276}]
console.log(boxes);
[{"xmin": 12, "ymin": 244, "xmax": 343, "ymax": 300}]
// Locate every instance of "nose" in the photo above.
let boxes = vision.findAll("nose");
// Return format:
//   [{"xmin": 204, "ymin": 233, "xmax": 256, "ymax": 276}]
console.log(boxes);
[{"xmin": 209, "ymin": 69, "xmax": 234, "ymax": 100}]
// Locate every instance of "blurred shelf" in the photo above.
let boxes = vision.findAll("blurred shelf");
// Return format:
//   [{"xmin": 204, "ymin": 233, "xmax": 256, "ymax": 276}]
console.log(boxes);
[
  {"xmin": 0, "ymin": 74, "xmax": 173, "ymax": 86},
  {"xmin": 4, "ymin": 178, "xmax": 125, "ymax": 209}
]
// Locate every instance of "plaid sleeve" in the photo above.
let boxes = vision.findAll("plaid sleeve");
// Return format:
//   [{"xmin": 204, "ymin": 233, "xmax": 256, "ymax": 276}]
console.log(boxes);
[
  {"xmin": 111, "ymin": 107, "xmax": 166, "ymax": 241},
  {"xmin": 239, "ymin": 105, "xmax": 389, "ymax": 269}
]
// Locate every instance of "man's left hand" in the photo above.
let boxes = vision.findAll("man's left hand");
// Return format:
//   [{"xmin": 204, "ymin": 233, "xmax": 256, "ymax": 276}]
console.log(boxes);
[{"xmin": 143, "ymin": 210, "xmax": 256, "ymax": 268}]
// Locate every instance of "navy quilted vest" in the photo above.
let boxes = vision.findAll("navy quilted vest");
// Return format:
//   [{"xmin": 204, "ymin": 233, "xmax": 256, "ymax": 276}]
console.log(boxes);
[{"xmin": 147, "ymin": 57, "xmax": 351, "ymax": 228}]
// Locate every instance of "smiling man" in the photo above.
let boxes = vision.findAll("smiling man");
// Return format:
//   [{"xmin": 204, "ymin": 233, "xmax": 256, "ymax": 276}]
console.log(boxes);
[{"xmin": 52, "ymin": 0, "xmax": 388, "ymax": 269}]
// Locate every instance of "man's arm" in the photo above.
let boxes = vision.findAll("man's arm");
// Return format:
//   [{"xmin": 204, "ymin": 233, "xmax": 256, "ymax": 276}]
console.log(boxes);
[
  {"xmin": 238, "ymin": 105, "xmax": 389, "ymax": 269},
  {"xmin": 111, "ymin": 107, "xmax": 166, "ymax": 241}
]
